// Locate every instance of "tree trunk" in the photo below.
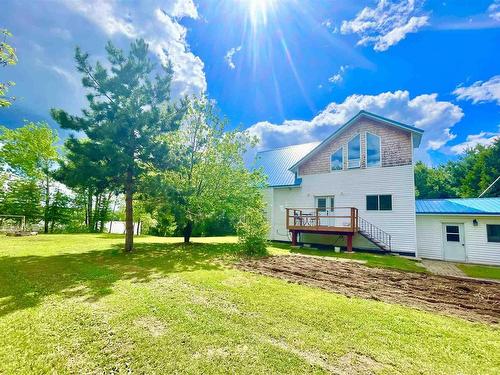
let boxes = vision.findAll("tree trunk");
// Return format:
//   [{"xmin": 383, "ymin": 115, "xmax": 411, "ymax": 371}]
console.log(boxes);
[
  {"xmin": 87, "ymin": 189, "xmax": 93, "ymax": 231},
  {"xmin": 108, "ymin": 195, "xmax": 118, "ymax": 234},
  {"xmin": 100, "ymin": 192, "xmax": 112, "ymax": 232},
  {"xmin": 183, "ymin": 220, "xmax": 193, "ymax": 243},
  {"xmin": 43, "ymin": 173, "xmax": 50, "ymax": 234},
  {"xmin": 124, "ymin": 171, "xmax": 134, "ymax": 253},
  {"xmin": 93, "ymin": 194, "xmax": 101, "ymax": 232}
]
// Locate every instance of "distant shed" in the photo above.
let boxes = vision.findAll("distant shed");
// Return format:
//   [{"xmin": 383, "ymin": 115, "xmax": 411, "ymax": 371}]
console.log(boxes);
[{"xmin": 416, "ymin": 198, "xmax": 500, "ymax": 265}]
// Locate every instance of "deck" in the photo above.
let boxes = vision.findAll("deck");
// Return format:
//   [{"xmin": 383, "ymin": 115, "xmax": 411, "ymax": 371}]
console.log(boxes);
[
  {"xmin": 286, "ymin": 207, "xmax": 358, "ymax": 232},
  {"xmin": 286, "ymin": 207, "xmax": 358, "ymax": 250},
  {"xmin": 285, "ymin": 207, "xmax": 392, "ymax": 252}
]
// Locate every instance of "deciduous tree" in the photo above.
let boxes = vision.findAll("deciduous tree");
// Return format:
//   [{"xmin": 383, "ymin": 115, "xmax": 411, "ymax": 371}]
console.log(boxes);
[
  {"xmin": 143, "ymin": 97, "xmax": 265, "ymax": 243},
  {"xmin": 0, "ymin": 122, "xmax": 59, "ymax": 232},
  {"xmin": 0, "ymin": 29, "xmax": 17, "ymax": 108}
]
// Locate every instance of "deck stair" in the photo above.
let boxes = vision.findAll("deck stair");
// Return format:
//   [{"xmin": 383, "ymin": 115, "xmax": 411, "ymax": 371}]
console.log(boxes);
[{"xmin": 357, "ymin": 216, "xmax": 392, "ymax": 251}]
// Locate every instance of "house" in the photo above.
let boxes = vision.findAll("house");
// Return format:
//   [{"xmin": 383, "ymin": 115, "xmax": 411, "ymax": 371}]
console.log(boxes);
[
  {"xmin": 255, "ymin": 110, "xmax": 500, "ymax": 265},
  {"xmin": 416, "ymin": 198, "xmax": 500, "ymax": 265}
]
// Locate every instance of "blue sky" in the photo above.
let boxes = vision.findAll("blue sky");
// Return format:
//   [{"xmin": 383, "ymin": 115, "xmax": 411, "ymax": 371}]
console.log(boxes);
[{"xmin": 0, "ymin": 0, "xmax": 499, "ymax": 164}]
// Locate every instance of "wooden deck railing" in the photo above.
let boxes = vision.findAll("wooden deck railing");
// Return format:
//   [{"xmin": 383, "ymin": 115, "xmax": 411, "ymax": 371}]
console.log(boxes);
[{"xmin": 286, "ymin": 207, "xmax": 358, "ymax": 232}]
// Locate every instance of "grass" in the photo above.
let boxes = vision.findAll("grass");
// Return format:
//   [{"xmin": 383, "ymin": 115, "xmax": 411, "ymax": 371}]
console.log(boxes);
[
  {"xmin": 0, "ymin": 234, "xmax": 498, "ymax": 374},
  {"xmin": 269, "ymin": 241, "xmax": 428, "ymax": 273},
  {"xmin": 457, "ymin": 263, "xmax": 500, "ymax": 280}
]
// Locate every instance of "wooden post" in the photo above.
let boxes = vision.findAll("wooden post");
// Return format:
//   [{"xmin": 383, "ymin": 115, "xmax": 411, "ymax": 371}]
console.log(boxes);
[
  {"xmin": 346, "ymin": 234, "xmax": 353, "ymax": 252},
  {"xmin": 286, "ymin": 208, "xmax": 289, "ymax": 229},
  {"xmin": 291, "ymin": 230, "xmax": 298, "ymax": 246}
]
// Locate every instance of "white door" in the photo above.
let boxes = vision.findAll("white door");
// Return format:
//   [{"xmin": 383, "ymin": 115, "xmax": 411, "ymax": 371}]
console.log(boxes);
[
  {"xmin": 315, "ymin": 196, "xmax": 334, "ymax": 226},
  {"xmin": 442, "ymin": 223, "xmax": 466, "ymax": 262}
]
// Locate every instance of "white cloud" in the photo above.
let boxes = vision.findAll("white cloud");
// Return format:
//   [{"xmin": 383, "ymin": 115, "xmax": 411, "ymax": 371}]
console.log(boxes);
[
  {"xmin": 341, "ymin": 0, "xmax": 429, "ymax": 51},
  {"xmin": 51, "ymin": 65, "xmax": 80, "ymax": 88},
  {"xmin": 453, "ymin": 75, "xmax": 500, "ymax": 105},
  {"xmin": 224, "ymin": 46, "xmax": 242, "ymax": 70},
  {"xmin": 60, "ymin": 0, "xmax": 137, "ymax": 38},
  {"xmin": 58, "ymin": 0, "xmax": 206, "ymax": 97},
  {"xmin": 488, "ymin": 0, "xmax": 500, "ymax": 21},
  {"xmin": 50, "ymin": 27, "xmax": 72, "ymax": 41},
  {"xmin": 450, "ymin": 129, "xmax": 500, "ymax": 154},
  {"xmin": 321, "ymin": 19, "xmax": 338, "ymax": 33},
  {"xmin": 328, "ymin": 65, "xmax": 349, "ymax": 84},
  {"xmin": 246, "ymin": 90, "xmax": 463, "ymax": 161}
]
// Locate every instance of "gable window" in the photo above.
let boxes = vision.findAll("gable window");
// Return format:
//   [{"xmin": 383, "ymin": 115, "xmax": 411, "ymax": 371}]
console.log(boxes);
[
  {"xmin": 348, "ymin": 134, "xmax": 361, "ymax": 168},
  {"xmin": 366, "ymin": 195, "xmax": 392, "ymax": 211},
  {"xmin": 330, "ymin": 147, "xmax": 343, "ymax": 171},
  {"xmin": 487, "ymin": 225, "xmax": 500, "ymax": 243},
  {"xmin": 366, "ymin": 132, "xmax": 381, "ymax": 167}
]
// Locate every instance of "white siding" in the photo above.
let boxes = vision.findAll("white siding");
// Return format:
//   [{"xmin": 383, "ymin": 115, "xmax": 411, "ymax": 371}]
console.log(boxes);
[
  {"xmin": 417, "ymin": 215, "xmax": 500, "ymax": 265},
  {"xmin": 262, "ymin": 188, "xmax": 274, "ymax": 238},
  {"xmin": 265, "ymin": 164, "xmax": 417, "ymax": 254}
]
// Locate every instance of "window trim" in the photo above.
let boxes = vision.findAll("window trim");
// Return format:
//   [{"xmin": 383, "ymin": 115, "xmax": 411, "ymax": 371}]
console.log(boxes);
[
  {"xmin": 347, "ymin": 133, "xmax": 361, "ymax": 169},
  {"xmin": 365, "ymin": 131, "xmax": 381, "ymax": 168},
  {"xmin": 486, "ymin": 224, "xmax": 500, "ymax": 243},
  {"xmin": 330, "ymin": 147, "xmax": 344, "ymax": 172},
  {"xmin": 445, "ymin": 224, "xmax": 461, "ymax": 243}
]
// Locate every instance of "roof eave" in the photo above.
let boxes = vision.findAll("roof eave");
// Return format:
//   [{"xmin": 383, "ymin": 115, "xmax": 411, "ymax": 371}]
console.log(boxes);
[{"xmin": 416, "ymin": 212, "xmax": 500, "ymax": 216}]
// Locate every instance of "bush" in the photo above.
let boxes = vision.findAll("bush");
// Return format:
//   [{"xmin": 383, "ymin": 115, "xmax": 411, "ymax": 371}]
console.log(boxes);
[{"xmin": 237, "ymin": 207, "xmax": 269, "ymax": 256}]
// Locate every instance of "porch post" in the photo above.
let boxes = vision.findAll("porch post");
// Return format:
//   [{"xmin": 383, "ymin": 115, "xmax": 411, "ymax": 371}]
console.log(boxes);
[
  {"xmin": 346, "ymin": 234, "xmax": 353, "ymax": 252},
  {"xmin": 291, "ymin": 230, "xmax": 298, "ymax": 246}
]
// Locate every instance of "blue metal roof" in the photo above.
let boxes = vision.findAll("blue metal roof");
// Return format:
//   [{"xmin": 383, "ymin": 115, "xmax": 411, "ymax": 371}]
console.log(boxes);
[
  {"xmin": 255, "ymin": 142, "xmax": 320, "ymax": 187},
  {"xmin": 416, "ymin": 198, "xmax": 500, "ymax": 215}
]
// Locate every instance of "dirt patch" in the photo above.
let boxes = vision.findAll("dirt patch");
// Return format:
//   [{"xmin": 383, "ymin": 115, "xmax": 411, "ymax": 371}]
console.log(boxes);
[
  {"xmin": 134, "ymin": 316, "xmax": 166, "ymax": 337},
  {"xmin": 267, "ymin": 338, "xmax": 383, "ymax": 374},
  {"xmin": 238, "ymin": 255, "xmax": 500, "ymax": 324}
]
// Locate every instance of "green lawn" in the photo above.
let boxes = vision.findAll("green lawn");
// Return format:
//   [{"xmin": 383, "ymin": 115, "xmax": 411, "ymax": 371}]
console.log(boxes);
[
  {"xmin": 0, "ymin": 234, "xmax": 498, "ymax": 374},
  {"xmin": 457, "ymin": 263, "xmax": 500, "ymax": 280},
  {"xmin": 269, "ymin": 242, "xmax": 427, "ymax": 273}
]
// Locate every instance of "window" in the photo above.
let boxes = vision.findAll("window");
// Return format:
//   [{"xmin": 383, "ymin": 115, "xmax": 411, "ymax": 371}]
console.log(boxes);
[
  {"xmin": 445, "ymin": 225, "xmax": 460, "ymax": 242},
  {"xmin": 487, "ymin": 225, "xmax": 500, "ymax": 243},
  {"xmin": 330, "ymin": 148, "xmax": 343, "ymax": 171},
  {"xmin": 366, "ymin": 195, "xmax": 392, "ymax": 211},
  {"xmin": 348, "ymin": 134, "xmax": 360, "ymax": 168},
  {"xmin": 316, "ymin": 196, "xmax": 334, "ymax": 211},
  {"xmin": 379, "ymin": 195, "xmax": 392, "ymax": 210},
  {"xmin": 366, "ymin": 195, "xmax": 378, "ymax": 210},
  {"xmin": 366, "ymin": 132, "xmax": 381, "ymax": 167}
]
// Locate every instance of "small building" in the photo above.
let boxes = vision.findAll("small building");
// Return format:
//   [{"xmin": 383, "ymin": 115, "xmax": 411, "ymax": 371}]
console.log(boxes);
[{"xmin": 416, "ymin": 198, "xmax": 500, "ymax": 265}]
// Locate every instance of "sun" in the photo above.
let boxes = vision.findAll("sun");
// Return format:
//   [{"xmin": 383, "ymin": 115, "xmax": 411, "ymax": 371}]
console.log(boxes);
[{"xmin": 240, "ymin": 0, "xmax": 278, "ymax": 27}]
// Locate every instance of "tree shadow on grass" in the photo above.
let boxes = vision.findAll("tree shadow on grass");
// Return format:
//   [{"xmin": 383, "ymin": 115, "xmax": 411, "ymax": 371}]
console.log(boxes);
[{"xmin": 0, "ymin": 241, "xmax": 242, "ymax": 318}]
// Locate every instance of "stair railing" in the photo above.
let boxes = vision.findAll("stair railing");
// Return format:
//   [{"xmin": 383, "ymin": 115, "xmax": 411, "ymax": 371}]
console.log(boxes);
[{"xmin": 357, "ymin": 216, "xmax": 392, "ymax": 251}]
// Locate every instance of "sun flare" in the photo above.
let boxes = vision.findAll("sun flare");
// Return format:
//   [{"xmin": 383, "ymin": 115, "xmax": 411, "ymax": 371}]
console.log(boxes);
[{"xmin": 241, "ymin": 0, "xmax": 278, "ymax": 26}]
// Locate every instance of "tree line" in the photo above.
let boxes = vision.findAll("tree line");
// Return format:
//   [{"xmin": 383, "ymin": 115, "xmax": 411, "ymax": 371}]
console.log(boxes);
[
  {"xmin": 0, "ymin": 37, "xmax": 268, "ymax": 253},
  {"xmin": 415, "ymin": 139, "xmax": 500, "ymax": 199}
]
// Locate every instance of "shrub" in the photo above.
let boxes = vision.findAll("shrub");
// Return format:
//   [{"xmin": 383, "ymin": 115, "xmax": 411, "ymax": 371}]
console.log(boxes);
[{"xmin": 237, "ymin": 207, "xmax": 269, "ymax": 256}]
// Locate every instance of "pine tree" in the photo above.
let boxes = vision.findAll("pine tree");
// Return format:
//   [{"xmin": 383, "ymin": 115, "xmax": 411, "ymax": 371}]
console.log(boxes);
[{"xmin": 52, "ymin": 40, "xmax": 185, "ymax": 252}]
